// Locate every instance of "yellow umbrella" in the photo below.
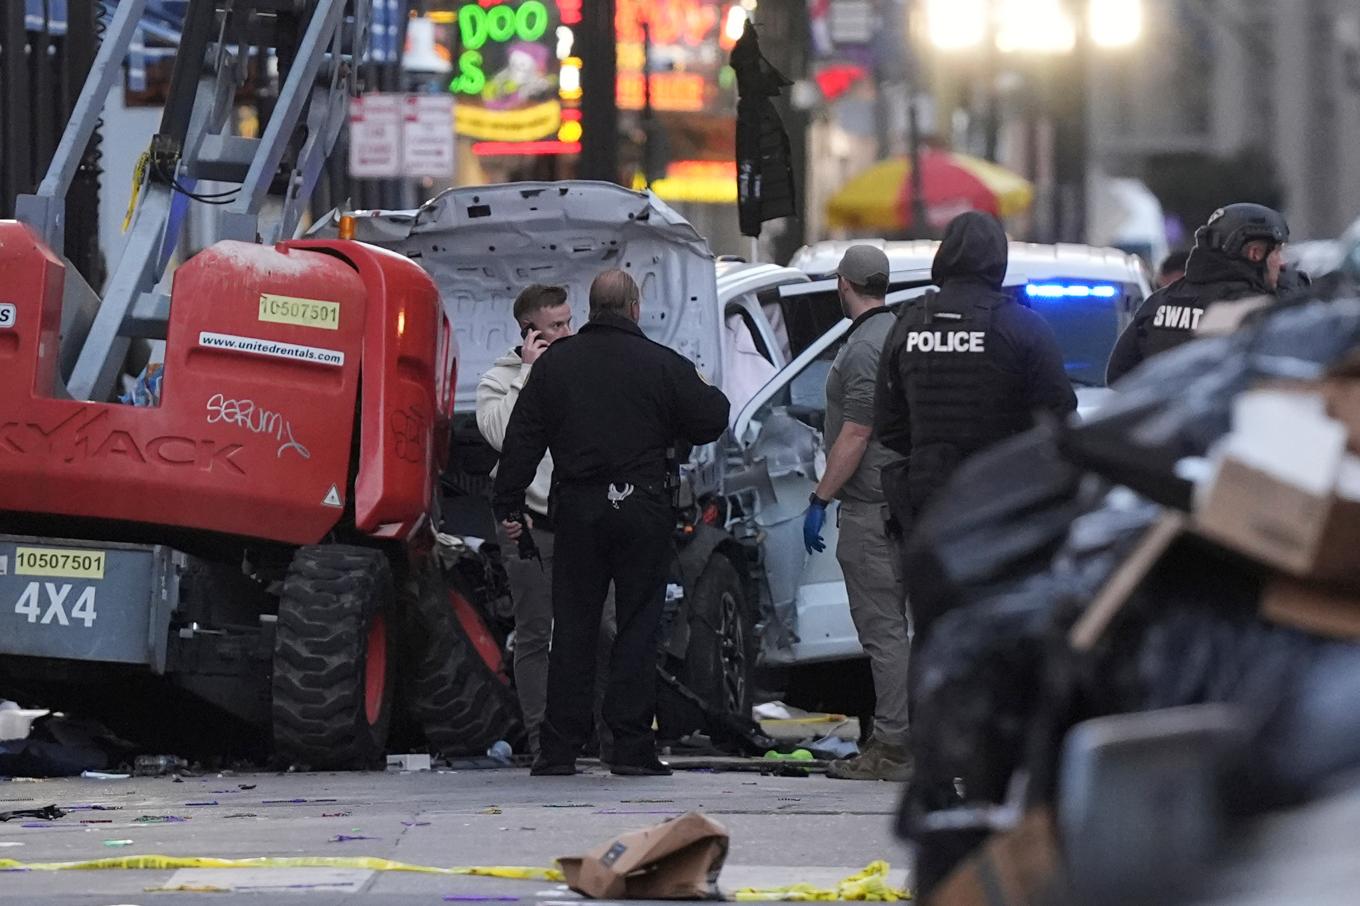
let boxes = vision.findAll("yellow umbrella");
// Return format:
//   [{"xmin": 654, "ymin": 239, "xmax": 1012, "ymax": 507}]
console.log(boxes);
[{"xmin": 827, "ymin": 150, "xmax": 1034, "ymax": 232}]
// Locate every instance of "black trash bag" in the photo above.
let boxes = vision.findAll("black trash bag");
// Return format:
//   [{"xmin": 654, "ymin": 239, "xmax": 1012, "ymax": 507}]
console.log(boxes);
[
  {"xmin": 0, "ymin": 738, "xmax": 107, "ymax": 778},
  {"xmin": 904, "ymin": 423, "xmax": 1088, "ymax": 643},
  {"xmin": 898, "ymin": 495, "xmax": 1165, "ymax": 897},
  {"xmin": 1073, "ymin": 532, "xmax": 1360, "ymax": 812}
]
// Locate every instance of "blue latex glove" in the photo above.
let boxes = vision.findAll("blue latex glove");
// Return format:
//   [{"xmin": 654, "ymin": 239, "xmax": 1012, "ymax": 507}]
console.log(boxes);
[{"xmin": 803, "ymin": 502, "xmax": 827, "ymax": 554}]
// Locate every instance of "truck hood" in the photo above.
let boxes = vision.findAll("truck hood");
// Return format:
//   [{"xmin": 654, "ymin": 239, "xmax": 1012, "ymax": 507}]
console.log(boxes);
[{"xmin": 310, "ymin": 181, "xmax": 721, "ymax": 413}]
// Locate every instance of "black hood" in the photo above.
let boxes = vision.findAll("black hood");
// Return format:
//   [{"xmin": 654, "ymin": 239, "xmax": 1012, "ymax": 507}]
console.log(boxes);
[
  {"xmin": 931, "ymin": 212, "xmax": 1009, "ymax": 289},
  {"xmin": 1183, "ymin": 243, "xmax": 1270, "ymax": 293}
]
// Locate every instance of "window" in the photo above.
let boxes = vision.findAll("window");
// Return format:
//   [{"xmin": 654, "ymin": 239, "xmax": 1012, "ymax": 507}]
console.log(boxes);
[
  {"xmin": 758, "ymin": 286, "xmax": 843, "ymax": 360},
  {"xmin": 1012, "ymin": 280, "xmax": 1142, "ymax": 388},
  {"xmin": 752, "ymin": 336, "xmax": 844, "ymax": 435}
]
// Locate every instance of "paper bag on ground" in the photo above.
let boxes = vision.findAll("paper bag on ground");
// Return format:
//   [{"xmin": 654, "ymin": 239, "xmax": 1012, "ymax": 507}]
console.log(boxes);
[{"xmin": 557, "ymin": 811, "xmax": 729, "ymax": 900}]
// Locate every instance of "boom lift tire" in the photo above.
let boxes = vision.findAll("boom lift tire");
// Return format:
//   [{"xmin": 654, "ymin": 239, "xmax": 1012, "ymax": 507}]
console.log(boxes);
[
  {"xmin": 271, "ymin": 545, "xmax": 396, "ymax": 769},
  {"xmin": 401, "ymin": 558, "xmax": 526, "ymax": 756},
  {"xmin": 659, "ymin": 554, "xmax": 755, "ymax": 740}
]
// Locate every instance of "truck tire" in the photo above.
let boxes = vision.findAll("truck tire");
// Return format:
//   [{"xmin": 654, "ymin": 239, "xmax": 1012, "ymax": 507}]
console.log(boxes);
[
  {"xmin": 402, "ymin": 558, "xmax": 526, "ymax": 756},
  {"xmin": 272, "ymin": 545, "xmax": 396, "ymax": 770},
  {"xmin": 668, "ymin": 555, "xmax": 755, "ymax": 737}
]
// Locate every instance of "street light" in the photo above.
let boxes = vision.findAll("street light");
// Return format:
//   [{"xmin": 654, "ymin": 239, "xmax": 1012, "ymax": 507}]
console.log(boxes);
[
  {"xmin": 925, "ymin": 0, "xmax": 1142, "ymax": 54},
  {"xmin": 924, "ymin": 0, "xmax": 987, "ymax": 51},
  {"xmin": 1088, "ymin": 0, "xmax": 1143, "ymax": 50},
  {"xmin": 995, "ymin": 0, "xmax": 1075, "ymax": 55}
]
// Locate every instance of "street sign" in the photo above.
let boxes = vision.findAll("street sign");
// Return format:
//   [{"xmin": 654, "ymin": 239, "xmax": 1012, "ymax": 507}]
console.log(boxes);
[
  {"xmin": 349, "ymin": 93, "xmax": 403, "ymax": 179},
  {"xmin": 403, "ymin": 95, "xmax": 456, "ymax": 178}
]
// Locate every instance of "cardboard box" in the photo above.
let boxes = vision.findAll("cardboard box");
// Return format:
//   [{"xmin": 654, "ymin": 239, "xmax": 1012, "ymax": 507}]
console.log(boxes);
[
  {"xmin": 558, "ymin": 811, "xmax": 729, "ymax": 900},
  {"xmin": 1195, "ymin": 457, "xmax": 1360, "ymax": 585},
  {"xmin": 928, "ymin": 809, "xmax": 1065, "ymax": 906},
  {"xmin": 1260, "ymin": 577, "xmax": 1360, "ymax": 640},
  {"xmin": 1194, "ymin": 389, "xmax": 1360, "ymax": 587}
]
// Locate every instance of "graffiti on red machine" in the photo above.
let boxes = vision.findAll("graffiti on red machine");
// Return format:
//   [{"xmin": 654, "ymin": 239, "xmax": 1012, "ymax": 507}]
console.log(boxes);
[
  {"xmin": 206, "ymin": 393, "xmax": 311, "ymax": 460},
  {"xmin": 0, "ymin": 409, "xmax": 245, "ymax": 473},
  {"xmin": 390, "ymin": 406, "xmax": 427, "ymax": 464}
]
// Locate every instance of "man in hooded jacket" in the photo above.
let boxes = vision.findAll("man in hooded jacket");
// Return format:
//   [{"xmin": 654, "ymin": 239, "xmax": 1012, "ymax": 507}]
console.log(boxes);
[
  {"xmin": 1106, "ymin": 203, "xmax": 1290, "ymax": 383},
  {"xmin": 875, "ymin": 212, "xmax": 1077, "ymax": 526}
]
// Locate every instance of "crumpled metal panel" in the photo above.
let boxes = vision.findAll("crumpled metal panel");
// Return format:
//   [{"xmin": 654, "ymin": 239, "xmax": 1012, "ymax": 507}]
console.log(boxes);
[{"xmin": 315, "ymin": 181, "xmax": 722, "ymax": 412}]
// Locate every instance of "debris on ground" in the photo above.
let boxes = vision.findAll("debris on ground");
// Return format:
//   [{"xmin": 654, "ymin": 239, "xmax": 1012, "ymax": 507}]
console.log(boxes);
[
  {"xmin": 386, "ymin": 753, "xmax": 433, "ymax": 772},
  {"xmin": 0, "ymin": 804, "xmax": 64, "ymax": 823},
  {"xmin": 730, "ymin": 860, "xmax": 909, "ymax": 901},
  {"xmin": 0, "ymin": 701, "xmax": 50, "ymax": 742},
  {"xmin": 133, "ymin": 755, "xmax": 189, "ymax": 777},
  {"xmin": 558, "ymin": 811, "xmax": 728, "ymax": 899}
]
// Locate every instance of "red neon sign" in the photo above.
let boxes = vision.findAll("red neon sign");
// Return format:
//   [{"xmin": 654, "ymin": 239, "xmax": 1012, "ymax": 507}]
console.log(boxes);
[
  {"xmin": 616, "ymin": 0, "xmax": 718, "ymax": 47},
  {"xmin": 617, "ymin": 71, "xmax": 706, "ymax": 112},
  {"xmin": 558, "ymin": 0, "xmax": 582, "ymax": 25}
]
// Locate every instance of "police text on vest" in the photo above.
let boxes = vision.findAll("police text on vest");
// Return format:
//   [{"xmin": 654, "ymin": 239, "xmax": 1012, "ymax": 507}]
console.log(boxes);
[
  {"xmin": 905, "ymin": 330, "xmax": 987, "ymax": 353},
  {"xmin": 1152, "ymin": 305, "xmax": 1204, "ymax": 330}
]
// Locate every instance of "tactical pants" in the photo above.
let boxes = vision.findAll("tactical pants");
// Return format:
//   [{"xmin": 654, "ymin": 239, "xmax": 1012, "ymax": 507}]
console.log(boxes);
[
  {"xmin": 836, "ymin": 499, "xmax": 913, "ymax": 748},
  {"xmin": 539, "ymin": 482, "xmax": 671, "ymax": 767}
]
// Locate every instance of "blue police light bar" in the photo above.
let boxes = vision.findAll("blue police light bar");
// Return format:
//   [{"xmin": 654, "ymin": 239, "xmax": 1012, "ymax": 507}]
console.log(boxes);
[{"xmin": 1025, "ymin": 282, "xmax": 1120, "ymax": 299}]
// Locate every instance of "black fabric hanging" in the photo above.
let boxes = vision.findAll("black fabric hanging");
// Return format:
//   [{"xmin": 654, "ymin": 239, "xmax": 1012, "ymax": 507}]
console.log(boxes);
[{"xmin": 731, "ymin": 21, "xmax": 796, "ymax": 238}]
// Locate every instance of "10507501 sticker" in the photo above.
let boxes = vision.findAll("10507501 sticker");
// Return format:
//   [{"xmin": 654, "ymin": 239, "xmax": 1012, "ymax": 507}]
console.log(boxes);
[
  {"xmin": 15, "ymin": 547, "xmax": 106, "ymax": 579},
  {"xmin": 257, "ymin": 294, "xmax": 340, "ymax": 330},
  {"xmin": 0, "ymin": 302, "xmax": 15, "ymax": 329}
]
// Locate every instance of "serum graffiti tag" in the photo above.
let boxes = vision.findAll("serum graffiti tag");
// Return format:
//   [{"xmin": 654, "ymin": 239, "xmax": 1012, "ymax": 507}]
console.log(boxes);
[{"xmin": 206, "ymin": 394, "xmax": 311, "ymax": 460}]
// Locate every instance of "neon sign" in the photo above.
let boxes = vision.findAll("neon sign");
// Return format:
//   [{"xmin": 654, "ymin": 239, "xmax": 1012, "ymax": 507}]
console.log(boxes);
[{"xmin": 451, "ymin": 0, "xmax": 553, "ymax": 97}]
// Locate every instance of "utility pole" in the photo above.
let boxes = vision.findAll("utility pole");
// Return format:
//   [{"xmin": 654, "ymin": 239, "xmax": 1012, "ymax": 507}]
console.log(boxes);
[
  {"xmin": 579, "ymin": 0, "xmax": 620, "ymax": 183},
  {"xmin": 1050, "ymin": 0, "xmax": 1089, "ymax": 242},
  {"xmin": 904, "ymin": 0, "xmax": 928, "ymax": 237}
]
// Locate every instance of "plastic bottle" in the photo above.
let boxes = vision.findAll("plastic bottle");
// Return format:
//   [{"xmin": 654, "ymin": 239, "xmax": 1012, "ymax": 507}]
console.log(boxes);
[{"xmin": 486, "ymin": 740, "xmax": 513, "ymax": 765}]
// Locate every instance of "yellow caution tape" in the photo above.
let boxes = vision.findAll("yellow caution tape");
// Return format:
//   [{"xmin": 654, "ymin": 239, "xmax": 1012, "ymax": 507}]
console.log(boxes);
[
  {"xmin": 731, "ymin": 861, "xmax": 911, "ymax": 901},
  {"xmin": 121, "ymin": 148, "xmax": 151, "ymax": 232},
  {"xmin": 0, "ymin": 854, "xmax": 562, "ymax": 881}
]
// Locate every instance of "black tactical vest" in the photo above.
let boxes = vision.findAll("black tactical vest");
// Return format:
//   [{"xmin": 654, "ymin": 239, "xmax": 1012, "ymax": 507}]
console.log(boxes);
[
  {"xmin": 1137, "ymin": 276, "xmax": 1267, "ymax": 361},
  {"xmin": 883, "ymin": 291, "xmax": 1032, "ymax": 512}
]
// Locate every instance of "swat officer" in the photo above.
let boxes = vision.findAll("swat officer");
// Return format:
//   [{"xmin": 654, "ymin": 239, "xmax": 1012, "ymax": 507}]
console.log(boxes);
[
  {"xmin": 1107, "ymin": 203, "xmax": 1289, "ymax": 383},
  {"xmin": 875, "ymin": 211, "xmax": 1076, "ymax": 524},
  {"xmin": 493, "ymin": 269, "xmax": 729, "ymax": 777}
]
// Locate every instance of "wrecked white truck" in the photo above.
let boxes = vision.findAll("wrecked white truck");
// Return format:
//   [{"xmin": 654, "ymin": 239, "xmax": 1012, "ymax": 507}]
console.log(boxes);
[{"xmin": 320, "ymin": 180, "xmax": 1149, "ymax": 742}]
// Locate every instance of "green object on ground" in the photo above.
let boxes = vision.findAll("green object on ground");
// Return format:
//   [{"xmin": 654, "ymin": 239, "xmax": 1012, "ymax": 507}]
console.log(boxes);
[{"xmin": 763, "ymin": 749, "xmax": 813, "ymax": 761}]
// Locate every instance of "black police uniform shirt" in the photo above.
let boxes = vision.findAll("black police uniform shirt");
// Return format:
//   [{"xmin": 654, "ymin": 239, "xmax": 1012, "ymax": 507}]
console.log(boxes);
[
  {"xmin": 1106, "ymin": 245, "xmax": 1274, "ymax": 384},
  {"xmin": 492, "ymin": 312, "xmax": 730, "ymax": 520},
  {"xmin": 874, "ymin": 212, "xmax": 1077, "ymax": 513}
]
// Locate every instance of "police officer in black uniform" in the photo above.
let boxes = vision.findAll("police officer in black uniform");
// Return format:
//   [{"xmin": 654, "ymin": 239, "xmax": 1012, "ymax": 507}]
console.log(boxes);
[
  {"xmin": 875, "ymin": 211, "xmax": 1076, "ymax": 523},
  {"xmin": 1106, "ymin": 203, "xmax": 1290, "ymax": 383},
  {"xmin": 493, "ymin": 269, "xmax": 730, "ymax": 777}
]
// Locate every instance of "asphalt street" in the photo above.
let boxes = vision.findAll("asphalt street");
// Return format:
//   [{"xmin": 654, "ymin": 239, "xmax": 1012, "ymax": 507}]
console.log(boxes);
[{"xmin": 0, "ymin": 760, "xmax": 910, "ymax": 904}]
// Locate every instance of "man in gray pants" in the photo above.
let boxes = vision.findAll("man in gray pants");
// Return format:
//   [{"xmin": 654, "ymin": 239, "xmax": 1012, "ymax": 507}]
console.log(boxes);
[
  {"xmin": 802, "ymin": 246, "xmax": 913, "ymax": 782},
  {"xmin": 478, "ymin": 285, "xmax": 574, "ymax": 755}
]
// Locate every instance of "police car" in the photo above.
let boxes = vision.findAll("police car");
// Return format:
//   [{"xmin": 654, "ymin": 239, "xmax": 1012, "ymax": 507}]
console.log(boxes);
[
  {"xmin": 715, "ymin": 241, "xmax": 1149, "ymax": 679},
  {"xmin": 317, "ymin": 184, "xmax": 1152, "ymax": 735}
]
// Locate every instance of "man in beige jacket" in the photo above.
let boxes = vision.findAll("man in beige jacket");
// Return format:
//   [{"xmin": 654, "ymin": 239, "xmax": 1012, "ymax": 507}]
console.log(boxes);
[{"xmin": 477, "ymin": 284, "xmax": 574, "ymax": 755}]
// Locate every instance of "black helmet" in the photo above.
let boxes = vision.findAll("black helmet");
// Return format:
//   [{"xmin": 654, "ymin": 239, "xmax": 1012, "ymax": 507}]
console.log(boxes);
[{"xmin": 1194, "ymin": 203, "xmax": 1290, "ymax": 260}]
